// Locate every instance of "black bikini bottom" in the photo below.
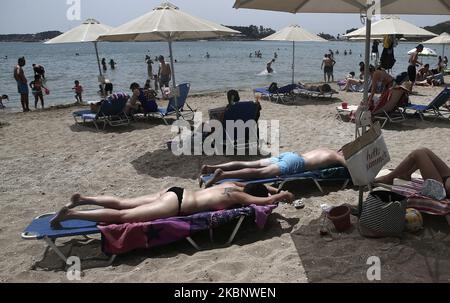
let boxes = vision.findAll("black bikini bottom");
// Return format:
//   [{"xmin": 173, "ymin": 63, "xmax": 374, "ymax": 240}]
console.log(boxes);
[{"xmin": 166, "ymin": 187, "xmax": 185, "ymax": 215}]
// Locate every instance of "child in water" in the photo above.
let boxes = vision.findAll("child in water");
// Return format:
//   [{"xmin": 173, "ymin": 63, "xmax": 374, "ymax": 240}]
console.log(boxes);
[
  {"xmin": 72, "ymin": 80, "xmax": 83, "ymax": 103},
  {"xmin": 0, "ymin": 94, "xmax": 8, "ymax": 109},
  {"xmin": 29, "ymin": 75, "xmax": 47, "ymax": 109}
]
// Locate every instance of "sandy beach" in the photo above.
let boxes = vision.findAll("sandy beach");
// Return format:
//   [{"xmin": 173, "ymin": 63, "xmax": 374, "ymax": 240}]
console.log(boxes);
[{"xmin": 1, "ymin": 79, "xmax": 450, "ymax": 283}]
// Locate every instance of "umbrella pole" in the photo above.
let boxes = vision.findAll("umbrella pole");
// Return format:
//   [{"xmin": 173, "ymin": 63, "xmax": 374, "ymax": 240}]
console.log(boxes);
[
  {"xmin": 94, "ymin": 41, "xmax": 104, "ymax": 95},
  {"xmin": 362, "ymin": 18, "xmax": 371, "ymax": 109},
  {"xmin": 94, "ymin": 41, "xmax": 103, "ymax": 78},
  {"xmin": 168, "ymin": 38, "xmax": 179, "ymax": 120},
  {"xmin": 292, "ymin": 41, "xmax": 295, "ymax": 85}
]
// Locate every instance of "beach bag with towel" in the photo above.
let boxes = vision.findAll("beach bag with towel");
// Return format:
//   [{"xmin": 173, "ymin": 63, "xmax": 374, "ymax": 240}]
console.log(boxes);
[
  {"xmin": 342, "ymin": 122, "xmax": 390, "ymax": 186},
  {"xmin": 359, "ymin": 190, "xmax": 407, "ymax": 237}
]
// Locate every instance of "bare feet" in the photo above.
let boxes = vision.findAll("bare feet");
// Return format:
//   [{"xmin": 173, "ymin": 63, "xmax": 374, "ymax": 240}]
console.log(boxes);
[
  {"xmin": 374, "ymin": 174, "xmax": 394, "ymax": 185},
  {"xmin": 201, "ymin": 164, "xmax": 212, "ymax": 174},
  {"xmin": 204, "ymin": 168, "xmax": 224, "ymax": 188},
  {"xmin": 50, "ymin": 206, "xmax": 70, "ymax": 229},
  {"xmin": 198, "ymin": 175, "xmax": 205, "ymax": 188},
  {"xmin": 66, "ymin": 193, "xmax": 82, "ymax": 209}
]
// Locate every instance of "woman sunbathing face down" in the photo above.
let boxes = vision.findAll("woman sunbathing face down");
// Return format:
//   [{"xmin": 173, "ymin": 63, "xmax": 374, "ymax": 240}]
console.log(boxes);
[
  {"xmin": 374, "ymin": 148, "xmax": 450, "ymax": 198},
  {"xmin": 200, "ymin": 148, "xmax": 347, "ymax": 188},
  {"xmin": 50, "ymin": 183, "xmax": 294, "ymax": 229}
]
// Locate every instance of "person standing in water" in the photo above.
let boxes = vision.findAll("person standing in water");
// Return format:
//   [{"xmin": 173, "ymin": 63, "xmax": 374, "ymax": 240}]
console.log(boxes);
[
  {"xmin": 101, "ymin": 58, "xmax": 107, "ymax": 72},
  {"xmin": 109, "ymin": 59, "xmax": 116, "ymax": 70},
  {"xmin": 29, "ymin": 75, "xmax": 47, "ymax": 109},
  {"xmin": 158, "ymin": 55, "xmax": 171, "ymax": 91},
  {"xmin": 145, "ymin": 55, "xmax": 153, "ymax": 80},
  {"xmin": 266, "ymin": 59, "xmax": 275, "ymax": 74},
  {"xmin": 14, "ymin": 57, "xmax": 30, "ymax": 112},
  {"xmin": 32, "ymin": 64, "xmax": 46, "ymax": 80}
]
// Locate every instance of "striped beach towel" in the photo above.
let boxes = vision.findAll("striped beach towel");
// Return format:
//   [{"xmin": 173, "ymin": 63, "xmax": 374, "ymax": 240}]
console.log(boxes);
[{"xmin": 390, "ymin": 178, "xmax": 450, "ymax": 216}]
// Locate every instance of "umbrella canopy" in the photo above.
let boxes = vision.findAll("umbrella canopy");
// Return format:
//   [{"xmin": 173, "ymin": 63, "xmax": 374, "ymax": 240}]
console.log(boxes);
[
  {"xmin": 262, "ymin": 24, "xmax": 326, "ymax": 83},
  {"xmin": 233, "ymin": 0, "xmax": 450, "ymax": 14},
  {"xmin": 423, "ymin": 32, "xmax": 450, "ymax": 56},
  {"xmin": 99, "ymin": 2, "xmax": 239, "ymax": 42},
  {"xmin": 344, "ymin": 16, "xmax": 437, "ymax": 38},
  {"xmin": 99, "ymin": 2, "xmax": 239, "ymax": 117},
  {"xmin": 45, "ymin": 18, "xmax": 113, "ymax": 78},
  {"xmin": 408, "ymin": 47, "xmax": 438, "ymax": 57}
]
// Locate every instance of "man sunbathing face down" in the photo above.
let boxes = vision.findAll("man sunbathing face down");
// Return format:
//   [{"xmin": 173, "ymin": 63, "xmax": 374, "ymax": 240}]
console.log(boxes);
[
  {"xmin": 200, "ymin": 148, "xmax": 346, "ymax": 188},
  {"xmin": 50, "ymin": 183, "xmax": 294, "ymax": 229}
]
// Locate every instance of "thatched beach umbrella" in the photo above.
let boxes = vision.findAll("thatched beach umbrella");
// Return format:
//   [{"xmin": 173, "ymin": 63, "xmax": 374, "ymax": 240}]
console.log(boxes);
[
  {"xmin": 262, "ymin": 24, "xmax": 326, "ymax": 84},
  {"xmin": 98, "ymin": 2, "xmax": 240, "ymax": 118},
  {"xmin": 423, "ymin": 32, "xmax": 450, "ymax": 56},
  {"xmin": 45, "ymin": 18, "xmax": 113, "ymax": 79}
]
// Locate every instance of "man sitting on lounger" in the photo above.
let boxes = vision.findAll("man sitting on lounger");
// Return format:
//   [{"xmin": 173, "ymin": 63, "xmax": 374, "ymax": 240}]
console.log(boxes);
[
  {"xmin": 200, "ymin": 148, "xmax": 346, "ymax": 188},
  {"xmin": 50, "ymin": 183, "xmax": 294, "ymax": 229}
]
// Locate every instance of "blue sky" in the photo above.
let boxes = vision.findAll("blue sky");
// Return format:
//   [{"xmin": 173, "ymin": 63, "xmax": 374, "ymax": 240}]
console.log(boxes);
[{"xmin": 0, "ymin": 0, "xmax": 448, "ymax": 35}]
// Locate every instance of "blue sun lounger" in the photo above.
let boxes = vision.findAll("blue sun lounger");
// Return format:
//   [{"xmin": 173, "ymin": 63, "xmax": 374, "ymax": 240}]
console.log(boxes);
[
  {"xmin": 200, "ymin": 166, "xmax": 351, "ymax": 193},
  {"xmin": 72, "ymin": 92, "xmax": 130, "ymax": 130},
  {"xmin": 21, "ymin": 213, "xmax": 116, "ymax": 265},
  {"xmin": 147, "ymin": 83, "xmax": 196, "ymax": 124},
  {"xmin": 21, "ymin": 204, "xmax": 276, "ymax": 265},
  {"xmin": 254, "ymin": 84, "xmax": 297, "ymax": 104},
  {"xmin": 403, "ymin": 86, "xmax": 450, "ymax": 121}
]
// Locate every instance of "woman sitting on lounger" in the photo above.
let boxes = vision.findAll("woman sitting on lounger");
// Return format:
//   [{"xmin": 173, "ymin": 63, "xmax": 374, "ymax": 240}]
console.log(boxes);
[
  {"xmin": 200, "ymin": 148, "xmax": 346, "ymax": 188},
  {"xmin": 50, "ymin": 183, "xmax": 294, "ymax": 229},
  {"xmin": 375, "ymin": 148, "xmax": 450, "ymax": 199}
]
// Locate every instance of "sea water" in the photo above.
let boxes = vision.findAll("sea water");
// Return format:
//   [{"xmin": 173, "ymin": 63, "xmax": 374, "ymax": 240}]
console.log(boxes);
[{"xmin": 0, "ymin": 40, "xmax": 443, "ymax": 112}]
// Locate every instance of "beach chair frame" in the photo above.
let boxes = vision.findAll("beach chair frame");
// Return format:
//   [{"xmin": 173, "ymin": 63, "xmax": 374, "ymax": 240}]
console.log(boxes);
[
  {"xmin": 147, "ymin": 83, "xmax": 196, "ymax": 125},
  {"xmin": 403, "ymin": 87, "xmax": 450, "ymax": 121}
]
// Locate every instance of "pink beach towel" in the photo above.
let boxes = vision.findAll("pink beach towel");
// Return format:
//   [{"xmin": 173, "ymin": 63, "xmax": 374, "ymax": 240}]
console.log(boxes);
[{"xmin": 98, "ymin": 204, "xmax": 276, "ymax": 255}]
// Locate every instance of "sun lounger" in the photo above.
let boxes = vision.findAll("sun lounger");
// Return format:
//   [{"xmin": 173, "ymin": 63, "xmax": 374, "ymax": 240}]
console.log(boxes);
[
  {"xmin": 200, "ymin": 166, "xmax": 351, "ymax": 193},
  {"xmin": 72, "ymin": 92, "xmax": 130, "ymax": 130},
  {"xmin": 147, "ymin": 83, "xmax": 195, "ymax": 125},
  {"xmin": 22, "ymin": 204, "xmax": 276, "ymax": 264},
  {"xmin": 403, "ymin": 86, "xmax": 450, "ymax": 121},
  {"xmin": 254, "ymin": 84, "xmax": 297, "ymax": 104},
  {"xmin": 296, "ymin": 84, "xmax": 338, "ymax": 99}
]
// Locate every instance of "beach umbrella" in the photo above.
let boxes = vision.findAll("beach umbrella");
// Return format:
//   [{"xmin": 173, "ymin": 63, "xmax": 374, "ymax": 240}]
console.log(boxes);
[
  {"xmin": 45, "ymin": 18, "xmax": 113, "ymax": 79},
  {"xmin": 262, "ymin": 24, "xmax": 326, "ymax": 84},
  {"xmin": 423, "ymin": 32, "xmax": 450, "ymax": 56},
  {"xmin": 234, "ymin": 0, "xmax": 449, "ymax": 115},
  {"xmin": 98, "ymin": 2, "xmax": 239, "ymax": 117},
  {"xmin": 344, "ymin": 16, "xmax": 437, "ymax": 38},
  {"xmin": 234, "ymin": 0, "xmax": 450, "ymax": 214},
  {"xmin": 407, "ymin": 47, "xmax": 438, "ymax": 57}
]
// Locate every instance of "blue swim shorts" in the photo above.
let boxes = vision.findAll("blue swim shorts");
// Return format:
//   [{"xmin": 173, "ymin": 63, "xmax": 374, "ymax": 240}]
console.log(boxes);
[
  {"xmin": 270, "ymin": 152, "xmax": 306, "ymax": 175},
  {"xmin": 17, "ymin": 81, "xmax": 29, "ymax": 94}
]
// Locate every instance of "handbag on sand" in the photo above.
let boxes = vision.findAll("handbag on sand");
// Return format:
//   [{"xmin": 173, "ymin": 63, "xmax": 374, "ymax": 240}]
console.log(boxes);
[
  {"xmin": 342, "ymin": 122, "xmax": 390, "ymax": 186},
  {"xmin": 359, "ymin": 191, "xmax": 407, "ymax": 238}
]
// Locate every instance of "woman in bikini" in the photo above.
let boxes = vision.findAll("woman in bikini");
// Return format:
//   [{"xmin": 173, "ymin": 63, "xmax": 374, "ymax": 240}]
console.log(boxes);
[
  {"xmin": 375, "ymin": 148, "xmax": 450, "ymax": 198},
  {"xmin": 50, "ymin": 183, "xmax": 294, "ymax": 229}
]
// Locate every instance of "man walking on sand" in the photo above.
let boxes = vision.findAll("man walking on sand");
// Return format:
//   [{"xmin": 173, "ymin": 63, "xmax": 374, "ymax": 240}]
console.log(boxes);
[{"xmin": 14, "ymin": 57, "xmax": 30, "ymax": 112}]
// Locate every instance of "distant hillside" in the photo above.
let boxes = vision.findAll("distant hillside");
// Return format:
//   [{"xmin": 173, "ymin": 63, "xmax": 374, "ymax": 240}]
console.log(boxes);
[
  {"xmin": 0, "ymin": 31, "xmax": 62, "ymax": 42},
  {"xmin": 423, "ymin": 21, "xmax": 450, "ymax": 35},
  {"xmin": 223, "ymin": 25, "xmax": 276, "ymax": 40}
]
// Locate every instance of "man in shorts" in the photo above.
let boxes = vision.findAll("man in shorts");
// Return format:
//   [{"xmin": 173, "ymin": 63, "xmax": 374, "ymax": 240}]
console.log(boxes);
[
  {"xmin": 200, "ymin": 148, "xmax": 346, "ymax": 188},
  {"xmin": 14, "ymin": 57, "xmax": 30, "ymax": 112}
]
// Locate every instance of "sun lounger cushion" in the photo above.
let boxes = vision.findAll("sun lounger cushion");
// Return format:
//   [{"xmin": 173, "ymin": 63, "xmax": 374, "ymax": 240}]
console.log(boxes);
[
  {"xmin": 98, "ymin": 204, "xmax": 276, "ymax": 255},
  {"xmin": 201, "ymin": 166, "xmax": 350, "ymax": 185},
  {"xmin": 22, "ymin": 214, "xmax": 99, "ymax": 240}
]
